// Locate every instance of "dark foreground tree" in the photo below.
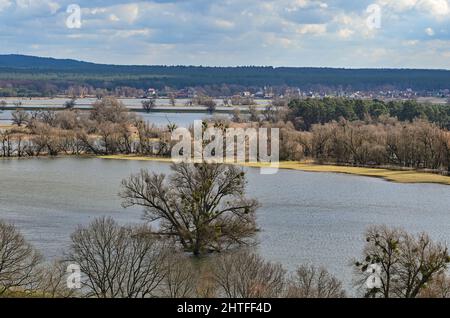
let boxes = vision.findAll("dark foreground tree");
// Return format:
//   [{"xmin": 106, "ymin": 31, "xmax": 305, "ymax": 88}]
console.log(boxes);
[
  {"xmin": 354, "ymin": 225, "xmax": 450, "ymax": 298},
  {"xmin": 0, "ymin": 220, "xmax": 42, "ymax": 295},
  {"xmin": 67, "ymin": 217, "xmax": 168, "ymax": 298},
  {"xmin": 120, "ymin": 163, "xmax": 259, "ymax": 255}
]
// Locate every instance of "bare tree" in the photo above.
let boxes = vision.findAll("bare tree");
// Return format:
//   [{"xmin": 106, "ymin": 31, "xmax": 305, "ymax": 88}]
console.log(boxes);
[
  {"xmin": 168, "ymin": 93, "xmax": 176, "ymax": 107},
  {"xmin": 67, "ymin": 217, "xmax": 168, "ymax": 298},
  {"xmin": 212, "ymin": 250, "xmax": 286, "ymax": 298},
  {"xmin": 38, "ymin": 260, "xmax": 78, "ymax": 298},
  {"xmin": 286, "ymin": 265, "xmax": 346, "ymax": 298},
  {"xmin": 231, "ymin": 107, "xmax": 242, "ymax": 123},
  {"xmin": 194, "ymin": 95, "xmax": 216, "ymax": 114},
  {"xmin": 262, "ymin": 104, "xmax": 288, "ymax": 123},
  {"xmin": 419, "ymin": 273, "xmax": 450, "ymax": 298},
  {"xmin": 248, "ymin": 105, "xmax": 260, "ymax": 122},
  {"xmin": 0, "ymin": 220, "xmax": 42, "ymax": 296},
  {"xmin": 64, "ymin": 98, "xmax": 77, "ymax": 110},
  {"xmin": 11, "ymin": 109, "xmax": 30, "ymax": 127},
  {"xmin": 195, "ymin": 263, "xmax": 219, "ymax": 298},
  {"xmin": 120, "ymin": 163, "xmax": 259, "ymax": 256},
  {"xmin": 91, "ymin": 97, "xmax": 131, "ymax": 124},
  {"xmin": 161, "ymin": 253, "xmax": 198, "ymax": 298},
  {"xmin": 142, "ymin": 99, "xmax": 156, "ymax": 113},
  {"xmin": 354, "ymin": 225, "xmax": 450, "ymax": 298},
  {"xmin": 205, "ymin": 100, "xmax": 217, "ymax": 114}
]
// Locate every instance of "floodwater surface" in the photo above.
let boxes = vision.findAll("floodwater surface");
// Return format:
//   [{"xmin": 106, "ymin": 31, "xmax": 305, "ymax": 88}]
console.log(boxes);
[{"xmin": 0, "ymin": 158, "xmax": 449, "ymax": 290}]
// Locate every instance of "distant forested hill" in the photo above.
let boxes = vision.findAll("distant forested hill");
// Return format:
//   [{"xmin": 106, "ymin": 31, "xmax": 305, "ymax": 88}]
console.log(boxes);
[{"xmin": 0, "ymin": 54, "xmax": 449, "ymax": 97}]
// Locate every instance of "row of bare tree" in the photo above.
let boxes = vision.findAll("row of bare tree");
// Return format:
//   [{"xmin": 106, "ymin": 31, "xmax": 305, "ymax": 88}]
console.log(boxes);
[
  {"xmin": 260, "ymin": 118, "xmax": 450, "ymax": 172},
  {"xmin": 308, "ymin": 119, "xmax": 450, "ymax": 171},
  {"xmin": 3, "ymin": 217, "xmax": 450, "ymax": 298},
  {"xmin": 0, "ymin": 216, "xmax": 343, "ymax": 298},
  {"xmin": 2, "ymin": 98, "xmax": 173, "ymax": 157}
]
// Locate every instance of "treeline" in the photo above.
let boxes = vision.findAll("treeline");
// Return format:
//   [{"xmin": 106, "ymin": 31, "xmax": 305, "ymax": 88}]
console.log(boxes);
[
  {"xmin": 288, "ymin": 98, "xmax": 450, "ymax": 129},
  {"xmin": 274, "ymin": 119, "xmax": 450, "ymax": 172},
  {"xmin": 238, "ymin": 98, "xmax": 450, "ymax": 172},
  {"xmin": 2, "ymin": 55, "xmax": 450, "ymax": 96},
  {"xmin": 1, "ymin": 98, "xmax": 173, "ymax": 157}
]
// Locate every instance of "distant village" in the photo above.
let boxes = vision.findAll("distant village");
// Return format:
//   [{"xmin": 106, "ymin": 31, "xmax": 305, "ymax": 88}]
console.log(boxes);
[
  {"xmin": 46, "ymin": 84, "xmax": 450, "ymax": 104},
  {"xmin": 138, "ymin": 86, "xmax": 450, "ymax": 103}
]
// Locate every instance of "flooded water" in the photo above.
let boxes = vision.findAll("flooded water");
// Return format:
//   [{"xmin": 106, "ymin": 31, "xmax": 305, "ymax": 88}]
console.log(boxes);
[
  {"xmin": 0, "ymin": 109, "xmax": 229, "ymax": 127},
  {"xmin": 0, "ymin": 97, "xmax": 269, "ymax": 109},
  {"xmin": 0, "ymin": 157, "xmax": 449, "ymax": 290},
  {"xmin": 0, "ymin": 97, "xmax": 241, "ymax": 126}
]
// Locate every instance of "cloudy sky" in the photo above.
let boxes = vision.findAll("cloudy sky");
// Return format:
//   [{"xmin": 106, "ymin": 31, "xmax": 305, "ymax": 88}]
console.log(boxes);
[{"xmin": 0, "ymin": 0, "xmax": 450, "ymax": 68}]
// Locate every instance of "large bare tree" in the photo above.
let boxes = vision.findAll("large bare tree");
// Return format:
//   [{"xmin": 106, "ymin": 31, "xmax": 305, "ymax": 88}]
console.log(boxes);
[
  {"xmin": 354, "ymin": 225, "xmax": 450, "ymax": 298},
  {"xmin": 120, "ymin": 163, "xmax": 259, "ymax": 256},
  {"xmin": 67, "ymin": 217, "xmax": 168, "ymax": 298},
  {"xmin": 0, "ymin": 220, "xmax": 42, "ymax": 296}
]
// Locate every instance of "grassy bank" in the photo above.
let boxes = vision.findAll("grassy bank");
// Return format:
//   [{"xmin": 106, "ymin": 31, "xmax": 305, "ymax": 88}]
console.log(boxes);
[
  {"xmin": 98, "ymin": 155, "xmax": 450, "ymax": 186},
  {"xmin": 0, "ymin": 123, "xmax": 13, "ymax": 130}
]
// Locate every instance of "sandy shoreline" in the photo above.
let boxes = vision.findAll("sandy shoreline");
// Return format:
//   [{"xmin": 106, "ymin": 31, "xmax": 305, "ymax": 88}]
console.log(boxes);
[{"xmin": 97, "ymin": 155, "xmax": 450, "ymax": 186}]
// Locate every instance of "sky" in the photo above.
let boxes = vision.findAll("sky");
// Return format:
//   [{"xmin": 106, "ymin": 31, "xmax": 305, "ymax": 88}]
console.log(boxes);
[{"xmin": 0, "ymin": 0, "xmax": 450, "ymax": 68}]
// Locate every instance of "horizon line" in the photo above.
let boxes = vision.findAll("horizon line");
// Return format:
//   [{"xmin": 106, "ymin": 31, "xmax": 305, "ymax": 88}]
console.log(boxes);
[{"xmin": 2, "ymin": 53, "xmax": 450, "ymax": 72}]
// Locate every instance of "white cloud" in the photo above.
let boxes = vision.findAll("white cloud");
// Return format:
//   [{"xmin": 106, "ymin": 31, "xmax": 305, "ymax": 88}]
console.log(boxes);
[
  {"xmin": 425, "ymin": 27, "xmax": 435, "ymax": 35},
  {"xmin": 377, "ymin": 0, "xmax": 450, "ymax": 17},
  {"xmin": 112, "ymin": 3, "xmax": 139, "ymax": 23},
  {"xmin": 214, "ymin": 19, "xmax": 235, "ymax": 30},
  {"xmin": 89, "ymin": 3, "xmax": 140, "ymax": 23},
  {"xmin": 332, "ymin": 13, "xmax": 376, "ymax": 39},
  {"xmin": 0, "ymin": 0, "xmax": 11, "ymax": 12},
  {"xmin": 15, "ymin": 0, "xmax": 60, "ymax": 14},
  {"xmin": 109, "ymin": 14, "xmax": 119, "ymax": 22},
  {"xmin": 377, "ymin": 0, "xmax": 418, "ymax": 12},
  {"xmin": 337, "ymin": 28, "xmax": 354, "ymax": 38},
  {"xmin": 1, "ymin": 0, "xmax": 450, "ymax": 68},
  {"xmin": 403, "ymin": 40, "xmax": 419, "ymax": 45},
  {"xmin": 114, "ymin": 28, "xmax": 151, "ymax": 38},
  {"xmin": 418, "ymin": 0, "xmax": 450, "ymax": 17},
  {"xmin": 285, "ymin": 0, "xmax": 310, "ymax": 12},
  {"xmin": 89, "ymin": 8, "xmax": 107, "ymax": 15},
  {"xmin": 284, "ymin": 0, "xmax": 328, "ymax": 12},
  {"xmin": 295, "ymin": 23, "xmax": 327, "ymax": 35},
  {"xmin": 264, "ymin": 33, "xmax": 296, "ymax": 48}
]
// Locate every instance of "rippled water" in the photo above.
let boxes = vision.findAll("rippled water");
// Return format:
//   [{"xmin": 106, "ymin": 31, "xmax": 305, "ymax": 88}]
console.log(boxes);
[{"xmin": 0, "ymin": 158, "xmax": 449, "ymax": 290}]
